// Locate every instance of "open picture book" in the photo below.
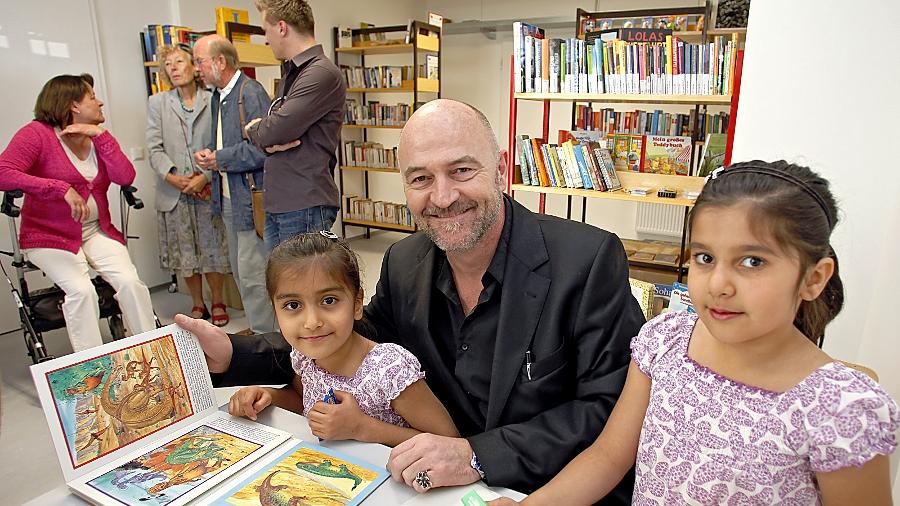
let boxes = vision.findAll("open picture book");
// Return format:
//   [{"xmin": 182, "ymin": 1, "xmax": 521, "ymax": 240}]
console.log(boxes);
[
  {"xmin": 199, "ymin": 440, "xmax": 389, "ymax": 505},
  {"xmin": 30, "ymin": 324, "xmax": 292, "ymax": 506}
]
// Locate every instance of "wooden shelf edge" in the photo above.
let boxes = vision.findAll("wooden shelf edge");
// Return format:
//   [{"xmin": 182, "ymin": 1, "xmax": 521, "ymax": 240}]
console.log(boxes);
[
  {"xmin": 234, "ymin": 41, "xmax": 279, "ymax": 67},
  {"xmin": 511, "ymin": 181, "xmax": 700, "ymax": 207},
  {"xmin": 343, "ymin": 218, "xmax": 415, "ymax": 232},
  {"xmin": 514, "ymin": 92, "xmax": 732, "ymax": 105},
  {"xmin": 342, "ymin": 124, "xmax": 405, "ymax": 129},
  {"xmin": 339, "ymin": 165, "xmax": 400, "ymax": 173},
  {"xmin": 346, "ymin": 78, "xmax": 438, "ymax": 94}
]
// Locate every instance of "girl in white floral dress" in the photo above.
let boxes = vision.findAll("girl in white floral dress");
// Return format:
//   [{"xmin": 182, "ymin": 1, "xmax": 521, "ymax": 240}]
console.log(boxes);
[
  {"xmin": 494, "ymin": 161, "xmax": 899, "ymax": 505},
  {"xmin": 228, "ymin": 231, "xmax": 458, "ymax": 447}
]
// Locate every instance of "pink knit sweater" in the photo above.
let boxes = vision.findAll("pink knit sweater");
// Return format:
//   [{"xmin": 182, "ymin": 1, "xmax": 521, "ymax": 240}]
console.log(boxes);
[{"xmin": 0, "ymin": 121, "xmax": 135, "ymax": 253}]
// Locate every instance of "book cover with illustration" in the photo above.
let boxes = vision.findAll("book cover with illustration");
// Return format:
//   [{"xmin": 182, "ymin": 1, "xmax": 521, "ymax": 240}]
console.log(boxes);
[
  {"xmin": 641, "ymin": 135, "xmax": 692, "ymax": 175},
  {"xmin": 206, "ymin": 441, "xmax": 389, "ymax": 506},
  {"xmin": 698, "ymin": 133, "xmax": 727, "ymax": 177},
  {"xmin": 31, "ymin": 324, "xmax": 291, "ymax": 506},
  {"xmin": 612, "ymin": 134, "xmax": 631, "ymax": 172}
]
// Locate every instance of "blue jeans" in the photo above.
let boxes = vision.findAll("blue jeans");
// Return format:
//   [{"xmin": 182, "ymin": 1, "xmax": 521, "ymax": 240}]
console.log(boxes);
[{"xmin": 264, "ymin": 205, "xmax": 339, "ymax": 253}]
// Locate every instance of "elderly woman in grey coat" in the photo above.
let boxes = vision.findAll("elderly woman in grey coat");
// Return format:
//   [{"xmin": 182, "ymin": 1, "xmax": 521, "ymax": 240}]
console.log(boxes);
[{"xmin": 146, "ymin": 44, "xmax": 231, "ymax": 326}]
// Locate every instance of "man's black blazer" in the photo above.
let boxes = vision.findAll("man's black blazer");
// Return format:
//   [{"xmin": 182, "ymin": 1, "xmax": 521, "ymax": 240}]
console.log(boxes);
[{"xmin": 219, "ymin": 196, "xmax": 645, "ymax": 502}]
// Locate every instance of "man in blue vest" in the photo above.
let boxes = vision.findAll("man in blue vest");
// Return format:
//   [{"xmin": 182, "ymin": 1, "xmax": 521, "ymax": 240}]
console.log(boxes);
[{"xmin": 193, "ymin": 34, "xmax": 275, "ymax": 334}]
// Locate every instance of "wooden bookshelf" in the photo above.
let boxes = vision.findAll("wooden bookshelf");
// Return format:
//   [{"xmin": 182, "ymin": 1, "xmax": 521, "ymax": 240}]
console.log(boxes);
[
  {"xmin": 515, "ymin": 92, "xmax": 732, "ymax": 105},
  {"xmin": 335, "ymin": 21, "xmax": 440, "ymax": 239},
  {"xmin": 339, "ymin": 165, "xmax": 400, "ymax": 174},
  {"xmin": 341, "ymin": 124, "xmax": 405, "ymax": 129},
  {"xmin": 343, "ymin": 218, "xmax": 415, "ymax": 233},
  {"xmin": 347, "ymin": 77, "xmax": 439, "ymax": 94},
  {"xmin": 509, "ymin": 2, "xmax": 744, "ymax": 282},
  {"xmin": 335, "ymin": 32, "xmax": 440, "ymax": 55}
]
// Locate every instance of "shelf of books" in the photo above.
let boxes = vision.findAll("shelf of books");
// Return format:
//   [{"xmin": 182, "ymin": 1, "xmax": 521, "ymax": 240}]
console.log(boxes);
[
  {"xmin": 514, "ymin": 93, "xmax": 732, "ymax": 105},
  {"xmin": 509, "ymin": 2, "xmax": 744, "ymax": 282},
  {"xmin": 341, "ymin": 124, "xmax": 406, "ymax": 129},
  {"xmin": 138, "ymin": 11, "xmax": 278, "ymax": 96},
  {"xmin": 333, "ymin": 21, "xmax": 442, "ymax": 238}
]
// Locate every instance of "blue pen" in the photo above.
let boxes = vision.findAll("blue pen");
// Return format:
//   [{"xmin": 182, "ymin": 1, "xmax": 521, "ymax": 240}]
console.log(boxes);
[
  {"xmin": 323, "ymin": 387, "xmax": 338, "ymax": 405},
  {"xmin": 317, "ymin": 388, "xmax": 339, "ymax": 442}
]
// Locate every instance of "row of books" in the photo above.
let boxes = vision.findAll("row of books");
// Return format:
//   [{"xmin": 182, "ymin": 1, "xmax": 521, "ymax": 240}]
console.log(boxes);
[
  {"xmin": 518, "ymin": 129, "xmax": 727, "ymax": 185},
  {"xmin": 513, "ymin": 22, "xmax": 738, "ymax": 96},
  {"xmin": 581, "ymin": 14, "xmax": 704, "ymax": 34},
  {"xmin": 515, "ymin": 135, "xmax": 623, "ymax": 192},
  {"xmin": 575, "ymin": 105, "xmax": 729, "ymax": 137},
  {"xmin": 342, "ymin": 141, "xmax": 399, "ymax": 169},
  {"xmin": 606, "ymin": 131, "xmax": 726, "ymax": 176},
  {"xmin": 336, "ymin": 21, "xmax": 439, "ymax": 48},
  {"xmin": 341, "ymin": 65, "xmax": 410, "ymax": 89},
  {"xmin": 342, "ymin": 195, "xmax": 414, "ymax": 227},
  {"xmin": 343, "ymin": 100, "xmax": 411, "ymax": 126},
  {"xmin": 140, "ymin": 24, "xmax": 202, "ymax": 62}
]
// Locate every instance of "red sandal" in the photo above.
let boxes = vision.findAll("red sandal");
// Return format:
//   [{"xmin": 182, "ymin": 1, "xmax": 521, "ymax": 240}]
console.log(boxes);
[
  {"xmin": 191, "ymin": 305, "xmax": 211, "ymax": 320},
  {"xmin": 211, "ymin": 303, "xmax": 229, "ymax": 327}
]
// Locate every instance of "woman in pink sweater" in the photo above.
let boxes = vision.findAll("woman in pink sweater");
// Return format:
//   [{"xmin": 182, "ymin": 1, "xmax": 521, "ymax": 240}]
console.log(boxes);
[{"xmin": 0, "ymin": 73, "xmax": 156, "ymax": 352}]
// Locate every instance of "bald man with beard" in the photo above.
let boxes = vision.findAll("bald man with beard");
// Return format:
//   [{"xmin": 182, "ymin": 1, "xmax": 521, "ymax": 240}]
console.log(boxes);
[{"xmin": 179, "ymin": 99, "xmax": 643, "ymax": 502}]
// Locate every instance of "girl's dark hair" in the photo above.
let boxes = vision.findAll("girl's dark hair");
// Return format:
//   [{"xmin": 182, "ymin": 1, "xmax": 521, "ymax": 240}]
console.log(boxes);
[
  {"xmin": 689, "ymin": 160, "xmax": 843, "ymax": 343},
  {"xmin": 34, "ymin": 73, "xmax": 94, "ymax": 128},
  {"xmin": 266, "ymin": 232, "xmax": 361, "ymax": 301}
]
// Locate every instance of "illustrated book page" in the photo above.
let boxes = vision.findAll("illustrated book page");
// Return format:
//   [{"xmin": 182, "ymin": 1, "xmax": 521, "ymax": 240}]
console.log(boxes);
[
  {"xmin": 30, "ymin": 323, "xmax": 291, "ymax": 505},
  {"xmin": 201, "ymin": 440, "xmax": 390, "ymax": 506}
]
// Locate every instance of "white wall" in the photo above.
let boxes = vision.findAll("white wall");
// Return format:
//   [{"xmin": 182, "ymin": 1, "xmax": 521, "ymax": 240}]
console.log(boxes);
[{"xmin": 733, "ymin": 0, "xmax": 900, "ymax": 494}]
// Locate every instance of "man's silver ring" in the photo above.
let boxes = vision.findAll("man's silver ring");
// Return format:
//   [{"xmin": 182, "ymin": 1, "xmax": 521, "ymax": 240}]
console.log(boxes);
[{"xmin": 415, "ymin": 470, "xmax": 432, "ymax": 490}]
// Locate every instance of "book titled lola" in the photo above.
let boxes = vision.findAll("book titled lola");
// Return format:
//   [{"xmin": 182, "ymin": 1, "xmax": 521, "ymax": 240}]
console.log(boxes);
[{"xmin": 31, "ymin": 324, "xmax": 291, "ymax": 506}]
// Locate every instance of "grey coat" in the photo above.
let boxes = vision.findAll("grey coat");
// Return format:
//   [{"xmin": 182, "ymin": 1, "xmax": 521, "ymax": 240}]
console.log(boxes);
[{"xmin": 146, "ymin": 88, "xmax": 212, "ymax": 213}]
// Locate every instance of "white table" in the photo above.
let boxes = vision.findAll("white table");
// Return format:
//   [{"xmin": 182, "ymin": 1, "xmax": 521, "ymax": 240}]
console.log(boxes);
[{"xmin": 25, "ymin": 388, "xmax": 525, "ymax": 505}]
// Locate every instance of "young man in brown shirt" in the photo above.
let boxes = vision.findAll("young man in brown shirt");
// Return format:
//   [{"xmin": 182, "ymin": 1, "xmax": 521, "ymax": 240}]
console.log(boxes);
[{"xmin": 245, "ymin": 0, "xmax": 346, "ymax": 251}]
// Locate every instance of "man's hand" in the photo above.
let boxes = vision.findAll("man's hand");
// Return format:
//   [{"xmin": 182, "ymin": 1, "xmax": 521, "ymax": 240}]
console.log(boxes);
[
  {"xmin": 488, "ymin": 500, "xmax": 521, "ymax": 506},
  {"xmin": 63, "ymin": 187, "xmax": 90, "ymax": 222},
  {"xmin": 229, "ymin": 386, "xmax": 272, "ymax": 421},
  {"xmin": 388, "ymin": 433, "xmax": 481, "ymax": 493},
  {"xmin": 174, "ymin": 313, "xmax": 233, "ymax": 373},
  {"xmin": 193, "ymin": 149, "xmax": 218, "ymax": 170},
  {"xmin": 61, "ymin": 123, "xmax": 104, "ymax": 138},
  {"xmin": 307, "ymin": 390, "xmax": 367, "ymax": 441},
  {"xmin": 264, "ymin": 139, "xmax": 301, "ymax": 154},
  {"xmin": 182, "ymin": 173, "xmax": 208, "ymax": 195}
]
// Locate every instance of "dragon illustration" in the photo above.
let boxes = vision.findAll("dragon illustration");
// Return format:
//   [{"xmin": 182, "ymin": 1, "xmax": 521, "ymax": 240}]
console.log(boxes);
[
  {"xmin": 77, "ymin": 424, "xmax": 110, "ymax": 452},
  {"xmin": 143, "ymin": 435, "xmax": 227, "ymax": 495},
  {"xmin": 111, "ymin": 470, "xmax": 165, "ymax": 490},
  {"xmin": 296, "ymin": 460, "xmax": 363, "ymax": 490},
  {"xmin": 257, "ymin": 470, "xmax": 309, "ymax": 506},
  {"xmin": 65, "ymin": 370, "xmax": 105, "ymax": 396},
  {"xmin": 99, "ymin": 361, "xmax": 179, "ymax": 430}
]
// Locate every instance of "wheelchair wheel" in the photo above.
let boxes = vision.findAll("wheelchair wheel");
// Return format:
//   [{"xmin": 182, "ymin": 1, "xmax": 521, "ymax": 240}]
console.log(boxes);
[{"xmin": 108, "ymin": 314, "xmax": 126, "ymax": 340}]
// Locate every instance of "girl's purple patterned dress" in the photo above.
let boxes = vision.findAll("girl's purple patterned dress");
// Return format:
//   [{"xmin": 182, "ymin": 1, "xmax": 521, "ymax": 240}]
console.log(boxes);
[
  {"xmin": 631, "ymin": 311, "xmax": 899, "ymax": 505},
  {"xmin": 290, "ymin": 342, "xmax": 425, "ymax": 427}
]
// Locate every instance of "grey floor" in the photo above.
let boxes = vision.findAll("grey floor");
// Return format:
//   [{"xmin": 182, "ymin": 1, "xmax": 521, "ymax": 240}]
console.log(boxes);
[{"xmin": 0, "ymin": 231, "xmax": 399, "ymax": 504}]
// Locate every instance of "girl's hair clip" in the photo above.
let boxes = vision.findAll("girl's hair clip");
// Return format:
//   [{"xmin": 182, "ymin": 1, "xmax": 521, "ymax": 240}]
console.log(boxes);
[
  {"xmin": 319, "ymin": 230, "xmax": 339, "ymax": 241},
  {"xmin": 706, "ymin": 166, "xmax": 726, "ymax": 183}
]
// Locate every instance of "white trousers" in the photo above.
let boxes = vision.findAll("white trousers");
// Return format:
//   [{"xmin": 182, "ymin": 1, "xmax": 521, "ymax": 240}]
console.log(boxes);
[
  {"xmin": 222, "ymin": 197, "xmax": 275, "ymax": 333},
  {"xmin": 25, "ymin": 232, "xmax": 156, "ymax": 352}
]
